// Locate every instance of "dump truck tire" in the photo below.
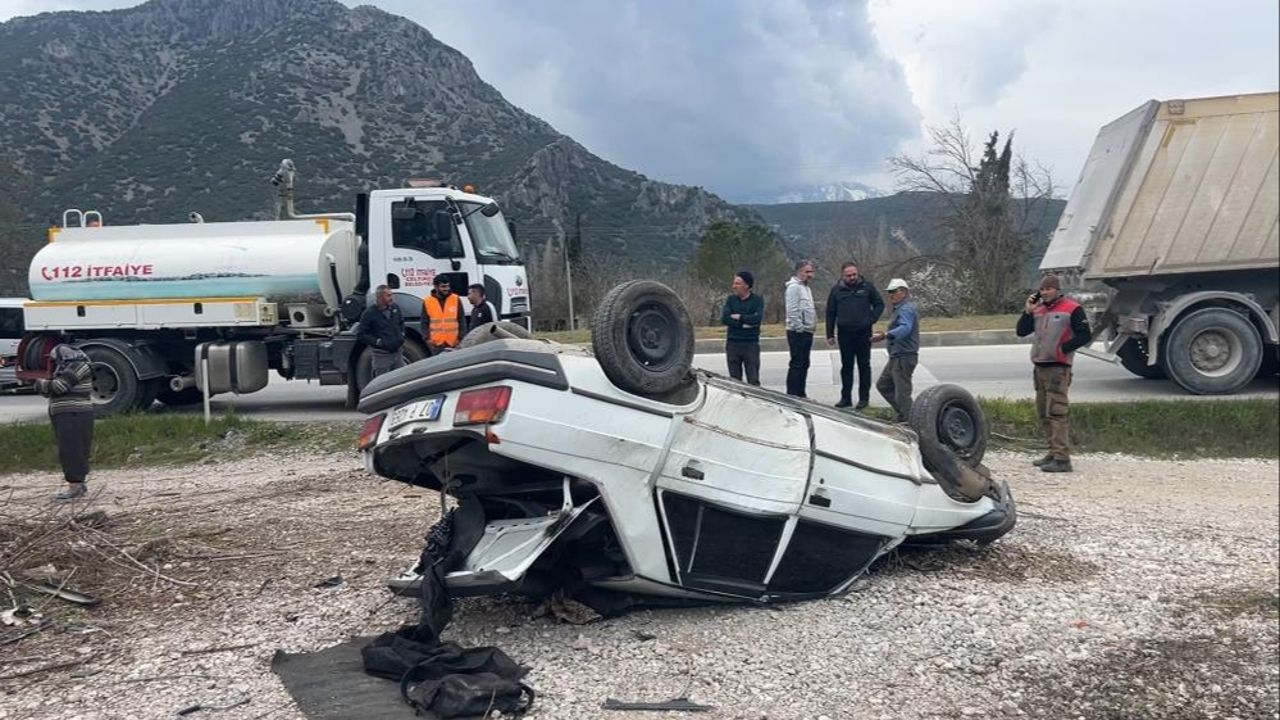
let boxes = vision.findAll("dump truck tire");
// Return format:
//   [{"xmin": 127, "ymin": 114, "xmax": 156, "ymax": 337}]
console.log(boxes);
[{"xmin": 1164, "ymin": 307, "xmax": 1262, "ymax": 395}]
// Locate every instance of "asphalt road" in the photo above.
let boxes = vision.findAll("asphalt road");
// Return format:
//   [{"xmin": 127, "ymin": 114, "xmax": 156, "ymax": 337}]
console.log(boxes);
[{"xmin": 1, "ymin": 343, "xmax": 1276, "ymax": 424}]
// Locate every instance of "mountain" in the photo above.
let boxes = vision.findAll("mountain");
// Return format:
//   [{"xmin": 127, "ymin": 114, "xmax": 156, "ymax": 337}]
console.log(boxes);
[
  {"xmin": 748, "ymin": 180, "xmax": 887, "ymax": 205},
  {"xmin": 0, "ymin": 0, "xmax": 756, "ymax": 297},
  {"xmin": 751, "ymin": 192, "xmax": 1067, "ymax": 282}
]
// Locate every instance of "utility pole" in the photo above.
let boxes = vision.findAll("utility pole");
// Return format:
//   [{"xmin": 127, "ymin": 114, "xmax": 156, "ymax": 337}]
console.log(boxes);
[{"xmin": 562, "ymin": 234, "xmax": 575, "ymax": 331}]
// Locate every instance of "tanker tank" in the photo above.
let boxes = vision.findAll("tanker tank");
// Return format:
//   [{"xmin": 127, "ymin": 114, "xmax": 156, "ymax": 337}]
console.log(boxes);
[{"xmin": 29, "ymin": 219, "xmax": 359, "ymax": 308}]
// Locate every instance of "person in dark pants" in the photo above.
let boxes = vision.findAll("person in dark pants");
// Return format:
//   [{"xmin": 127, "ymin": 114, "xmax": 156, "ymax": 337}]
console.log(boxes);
[
  {"xmin": 825, "ymin": 262, "xmax": 884, "ymax": 409},
  {"xmin": 1015, "ymin": 274, "xmax": 1092, "ymax": 473},
  {"xmin": 34, "ymin": 344, "xmax": 95, "ymax": 502},
  {"xmin": 721, "ymin": 270, "xmax": 764, "ymax": 385},
  {"xmin": 358, "ymin": 285, "xmax": 407, "ymax": 378},
  {"xmin": 784, "ymin": 260, "xmax": 817, "ymax": 397},
  {"xmin": 872, "ymin": 278, "xmax": 920, "ymax": 422}
]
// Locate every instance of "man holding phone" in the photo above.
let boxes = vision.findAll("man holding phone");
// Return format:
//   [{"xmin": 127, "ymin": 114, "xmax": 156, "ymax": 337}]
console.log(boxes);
[{"xmin": 1016, "ymin": 275, "xmax": 1092, "ymax": 472}]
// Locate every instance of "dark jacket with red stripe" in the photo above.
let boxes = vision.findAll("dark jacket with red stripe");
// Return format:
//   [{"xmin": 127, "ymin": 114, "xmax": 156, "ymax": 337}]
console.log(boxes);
[{"xmin": 1016, "ymin": 297, "xmax": 1092, "ymax": 366}]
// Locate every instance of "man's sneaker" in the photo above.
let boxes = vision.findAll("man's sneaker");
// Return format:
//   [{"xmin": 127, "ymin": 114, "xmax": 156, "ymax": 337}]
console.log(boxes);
[
  {"xmin": 1041, "ymin": 459, "xmax": 1073, "ymax": 473},
  {"xmin": 1032, "ymin": 454, "xmax": 1054, "ymax": 467},
  {"xmin": 55, "ymin": 484, "xmax": 87, "ymax": 501},
  {"xmin": 854, "ymin": 402, "xmax": 869, "ymax": 411},
  {"xmin": 834, "ymin": 399, "xmax": 852, "ymax": 409}
]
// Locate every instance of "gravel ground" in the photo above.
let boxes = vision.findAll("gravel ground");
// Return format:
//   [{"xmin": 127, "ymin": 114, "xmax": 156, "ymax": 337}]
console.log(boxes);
[{"xmin": 0, "ymin": 449, "xmax": 1276, "ymax": 720}]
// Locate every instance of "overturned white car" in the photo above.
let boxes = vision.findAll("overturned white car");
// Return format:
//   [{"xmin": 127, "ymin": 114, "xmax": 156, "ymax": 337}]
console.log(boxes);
[{"xmin": 359, "ymin": 281, "xmax": 1014, "ymax": 610}]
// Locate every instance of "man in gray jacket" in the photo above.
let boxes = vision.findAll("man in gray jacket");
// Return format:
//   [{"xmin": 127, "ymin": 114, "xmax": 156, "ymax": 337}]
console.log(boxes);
[
  {"xmin": 872, "ymin": 278, "xmax": 920, "ymax": 422},
  {"xmin": 784, "ymin": 260, "xmax": 816, "ymax": 397},
  {"xmin": 34, "ymin": 344, "xmax": 95, "ymax": 501}
]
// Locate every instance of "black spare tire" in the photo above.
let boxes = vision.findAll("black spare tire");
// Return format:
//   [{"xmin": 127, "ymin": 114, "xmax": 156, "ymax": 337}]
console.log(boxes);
[
  {"xmin": 591, "ymin": 280, "xmax": 695, "ymax": 396},
  {"xmin": 909, "ymin": 383, "xmax": 987, "ymax": 468},
  {"xmin": 459, "ymin": 321, "xmax": 534, "ymax": 349}
]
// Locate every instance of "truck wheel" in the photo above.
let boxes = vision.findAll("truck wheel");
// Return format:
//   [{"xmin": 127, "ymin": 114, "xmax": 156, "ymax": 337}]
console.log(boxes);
[
  {"xmin": 1257, "ymin": 345, "xmax": 1279, "ymax": 379},
  {"xmin": 1163, "ymin": 308, "xmax": 1262, "ymax": 395},
  {"xmin": 591, "ymin": 280, "xmax": 694, "ymax": 396},
  {"xmin": 83, "ymin": 345, "xmax": 141, "ymax": 417},
  {"xmin": 157, "ymin": 386, "xmax": 204, "ymax": 407},
  {"xmin": 908, "ymin": 384, "xmax": 987, "ymax": 468},
  {"xmin": 135, "ymin": 378, "xmax": 161, "ymax": 410},
  {"xmin": 354, "ymin": 340, "xmax": 426, "ymax": 394},
  {"xmin": 1117, "ymin": 337, "xmax": 1166, "ymax": 379},
  {"xmin": 459, "ymin": 321, "xmax": 534, "ymax": 349}
]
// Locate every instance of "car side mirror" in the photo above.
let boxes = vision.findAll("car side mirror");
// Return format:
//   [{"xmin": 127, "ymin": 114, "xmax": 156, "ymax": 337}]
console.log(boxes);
[{"xmin": 481, "ymin": 202, "xmax": 500, "ymax": 218}]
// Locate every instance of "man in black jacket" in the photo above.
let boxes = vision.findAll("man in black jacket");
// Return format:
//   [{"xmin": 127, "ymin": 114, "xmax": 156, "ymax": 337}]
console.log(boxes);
[
  {"xmin": 720, "ymin": 270, "xmax": 764, "ymax": 385},
  {"xmin": 825, "ymin": 262, "xmax": 884, "ymax": 409},
  {"xmin": 359, "ymin": 285, "xmax": 407, "ymax": 378}
]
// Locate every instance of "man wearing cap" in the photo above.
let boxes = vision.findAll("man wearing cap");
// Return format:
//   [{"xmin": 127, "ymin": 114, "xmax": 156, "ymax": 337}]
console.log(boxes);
[
  {"xmin": 871, "ymin": 278, "xmax": 919, "ymax": 422},
  {"xmin": 825, "ymin": 262, "xmax": 885, "ymax": 409},
  {"xmin": 422, "ymin": 274, "xmax": 466, "ymax": 354},
  {"xmin": 1016, "ymin": 274, "xmax": 1092, "ymax": 473},
  {"xmin": 721, "ymin": 270, "xmax": 764, "ymax": 385}
]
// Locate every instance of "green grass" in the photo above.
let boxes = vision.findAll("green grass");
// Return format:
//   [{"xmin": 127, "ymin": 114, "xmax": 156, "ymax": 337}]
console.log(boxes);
[
  {"xmin": 540, "ymin": 313, "xmax": 1020, "ymax": 344},
  {"xmin": 0, "ymin": 414, "xmax": 359, "ymax": 475},
  {"xmin": 978, "ymin": 397, "xmax": 1279, "ymax": 459}
]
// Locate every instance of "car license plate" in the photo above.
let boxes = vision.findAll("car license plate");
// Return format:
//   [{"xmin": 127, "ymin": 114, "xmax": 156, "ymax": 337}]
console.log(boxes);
[{"xmin": 388, "ymin": 396, "xmax": 444, "ymax": 429}]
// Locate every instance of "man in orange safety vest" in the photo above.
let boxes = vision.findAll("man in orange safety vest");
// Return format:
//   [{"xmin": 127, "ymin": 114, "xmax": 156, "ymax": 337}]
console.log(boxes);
[{"xmin": 423, "ymin": 274, "xmax": 466, "ymax": 354}]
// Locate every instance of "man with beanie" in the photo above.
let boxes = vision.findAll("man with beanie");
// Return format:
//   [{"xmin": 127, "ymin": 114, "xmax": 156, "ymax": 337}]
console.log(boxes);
[
  {"xmin": 721, "ymin": 270, "xmax": 764, "ymax": 385},
  {"xmin": 784, "ymin": 260, "xmax": 817, "ymax": 397},
  {"xmin": 825, "ymin": 262, "xmax": 884, "ymax": 409},
  {"xmin": 34, "ymin": 344, "xmax": 95, "ymax": 501},
  {"xmin": 872, "ymin": 278, "xmax": 919, "ymax": 421},
  {"xmin": 1016, "ymin": 274, "xmax": 1092, "ymax": 473}
]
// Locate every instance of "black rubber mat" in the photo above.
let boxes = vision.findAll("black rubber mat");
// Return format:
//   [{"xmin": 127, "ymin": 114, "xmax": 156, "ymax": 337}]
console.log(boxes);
[{"xmin": 271, "ymin": 637, "xmax": 433, "ymax": 720}]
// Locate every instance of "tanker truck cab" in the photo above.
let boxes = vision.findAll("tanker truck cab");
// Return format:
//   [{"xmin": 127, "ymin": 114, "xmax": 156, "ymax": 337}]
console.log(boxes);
[
  {"xmin": 364, "ymin": 186, "xmax": 529, "ymax": 333},
  {"xmin": 16, "ymin": 169, "xmax": 531, "ymax": 417}
]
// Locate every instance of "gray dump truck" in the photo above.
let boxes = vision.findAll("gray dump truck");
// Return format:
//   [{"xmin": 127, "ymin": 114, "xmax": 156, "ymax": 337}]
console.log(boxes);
[{"xmin": 1041, "ymin": 92, "xmax": 1279, "ymax": 394}]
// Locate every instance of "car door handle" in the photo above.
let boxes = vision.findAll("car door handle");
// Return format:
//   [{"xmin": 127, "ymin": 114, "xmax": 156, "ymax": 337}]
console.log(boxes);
[
  {"xmin": 808, "ymin": 493, "xmax": 831, "ymax": 508},
  {"xmin": 681, "ymin": 465, "xmax": 704, "ymax": 480}
]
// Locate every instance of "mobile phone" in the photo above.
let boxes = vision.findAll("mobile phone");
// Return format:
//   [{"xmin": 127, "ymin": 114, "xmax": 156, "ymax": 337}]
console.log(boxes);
[{"xmin": 1030, "ymin": 291, "xmax": 1042, "ymax": 303}]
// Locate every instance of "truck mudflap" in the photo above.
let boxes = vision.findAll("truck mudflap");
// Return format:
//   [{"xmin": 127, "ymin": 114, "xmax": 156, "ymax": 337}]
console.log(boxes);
[{"xmin": 387, "ymin": 479, "xmax": 598, "ymax": 597}]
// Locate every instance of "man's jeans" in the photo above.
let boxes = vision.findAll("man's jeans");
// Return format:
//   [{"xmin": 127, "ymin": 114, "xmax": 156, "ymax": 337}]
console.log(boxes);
[
  {"xmin": 725, "ymin": 340, "xmax": 761, "ymax": 385},
  {"xmin": 371, "ymin": 349, "xmax": 406, "ymax": 378},
  {"xmin": 785, "ymin": 331, "xmax": 813, "ymax": 397}
]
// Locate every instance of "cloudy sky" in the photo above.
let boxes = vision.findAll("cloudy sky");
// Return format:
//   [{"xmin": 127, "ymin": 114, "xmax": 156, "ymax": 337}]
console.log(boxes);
[{"xmin": 2, "ymin": 0, "xmax": 1277, "ymax": 201}]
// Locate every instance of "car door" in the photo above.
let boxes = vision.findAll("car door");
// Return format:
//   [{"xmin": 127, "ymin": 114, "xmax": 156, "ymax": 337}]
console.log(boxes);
[{"xmin": 654, "ymin": 382, "xmax": 810, "ymax": 597}]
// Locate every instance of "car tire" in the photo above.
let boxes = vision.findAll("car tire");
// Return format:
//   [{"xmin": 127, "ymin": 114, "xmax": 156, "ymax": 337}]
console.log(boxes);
[
  {"xmin": 908, "ymin": 383, "xmax": 987, "ymax": 468},
  {"xmin": 591, "ymin": 280, "xmax": 695, "ymax": 396},
  {"xmin": 83, "ymin": 345, "xmax": 141, "ymax": 417},
  {"xmin": 157, "ymin": 386, "xmax": 204, "ymax": 407},
  {"xmin": 1117, "ymin": 337, "xmax": 1166, "ymax": 379},
  {"xmin": 1163, "ymin": 307, "xmax": 1262, "ymax": 395},
  {"xmin": 459, "ymin": 321, "xmax": 534, "ymax": 349}
]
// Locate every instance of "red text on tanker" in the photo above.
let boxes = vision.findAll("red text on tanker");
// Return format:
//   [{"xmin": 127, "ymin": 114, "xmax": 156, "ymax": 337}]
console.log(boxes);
[{"xmin": 40, "ymin": 264, "xmax": 155, "ymax": 280}]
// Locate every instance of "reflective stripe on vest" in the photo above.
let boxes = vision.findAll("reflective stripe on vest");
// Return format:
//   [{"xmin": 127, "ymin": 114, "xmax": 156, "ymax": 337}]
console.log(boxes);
[
  {"xmin": 426, "ymin": 292, "xmax": 461, "ymax": 347},
  {"xmin": 1031, "ymin": 297, "xmax": 1081, "ymax": 365}
]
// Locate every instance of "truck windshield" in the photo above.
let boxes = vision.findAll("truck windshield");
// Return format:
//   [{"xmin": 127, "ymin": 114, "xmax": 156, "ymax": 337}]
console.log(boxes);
[{"xmin": 459, "ymin": 202, "xmax": 521, "ymax": 264}]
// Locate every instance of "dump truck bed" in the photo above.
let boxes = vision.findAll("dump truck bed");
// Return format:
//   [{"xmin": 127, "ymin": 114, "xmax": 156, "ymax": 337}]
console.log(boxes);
[{"xmin": 1041, "ymin": 92, "xmax": 1279, "ymax": 278}]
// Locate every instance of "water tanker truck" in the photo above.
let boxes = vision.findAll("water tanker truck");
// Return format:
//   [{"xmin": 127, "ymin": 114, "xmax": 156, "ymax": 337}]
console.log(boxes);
[
  {"xmin": 1041, "ymin": 92, "xmax": 1279, "ymax": 394},
  {"xmin": 15, "ymin": 160, "xmax": 531, "ymax": 415}
]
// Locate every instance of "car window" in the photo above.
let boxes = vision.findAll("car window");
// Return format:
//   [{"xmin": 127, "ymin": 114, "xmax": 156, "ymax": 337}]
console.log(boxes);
[{"xmin": 391, "ymin": 200, "xmax": 464, "ymax": 259}]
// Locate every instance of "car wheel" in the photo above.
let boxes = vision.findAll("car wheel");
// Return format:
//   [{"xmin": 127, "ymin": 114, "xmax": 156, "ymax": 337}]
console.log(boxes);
[
  {"xmin": 1163, "ymin": 307, "xmax": 1262, "ymax": 395},
  {"xmin": 591, "ymin": 280, "xmax": 694, "ymax": 396},
  {"xmin": 157, "ymin": 386, "xmax": 204, "ymax": 407},
  {"xmin": 1117, "ymin": 337, "xmax": 1166, "ymax": 379},
  {"xmin": 83, "ymin": 345, "xmax": 141, "ymax": 417},
  {"xmin": 908, "ymin": 384, "xmax": 987, "ymax": 468},
  {"xmin": 459, "ymin": 321, "xmax": 534, "ymax": 349}
]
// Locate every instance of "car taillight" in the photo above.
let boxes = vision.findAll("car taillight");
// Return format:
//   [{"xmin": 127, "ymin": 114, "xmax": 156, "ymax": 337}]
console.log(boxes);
[
  {"xmin": 357, "ymin": 413, "xmax": 385, "ymax": 451},
  {"xmin": 454, "ymin": 386, "xmax": 512, "ymax": 426}
]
